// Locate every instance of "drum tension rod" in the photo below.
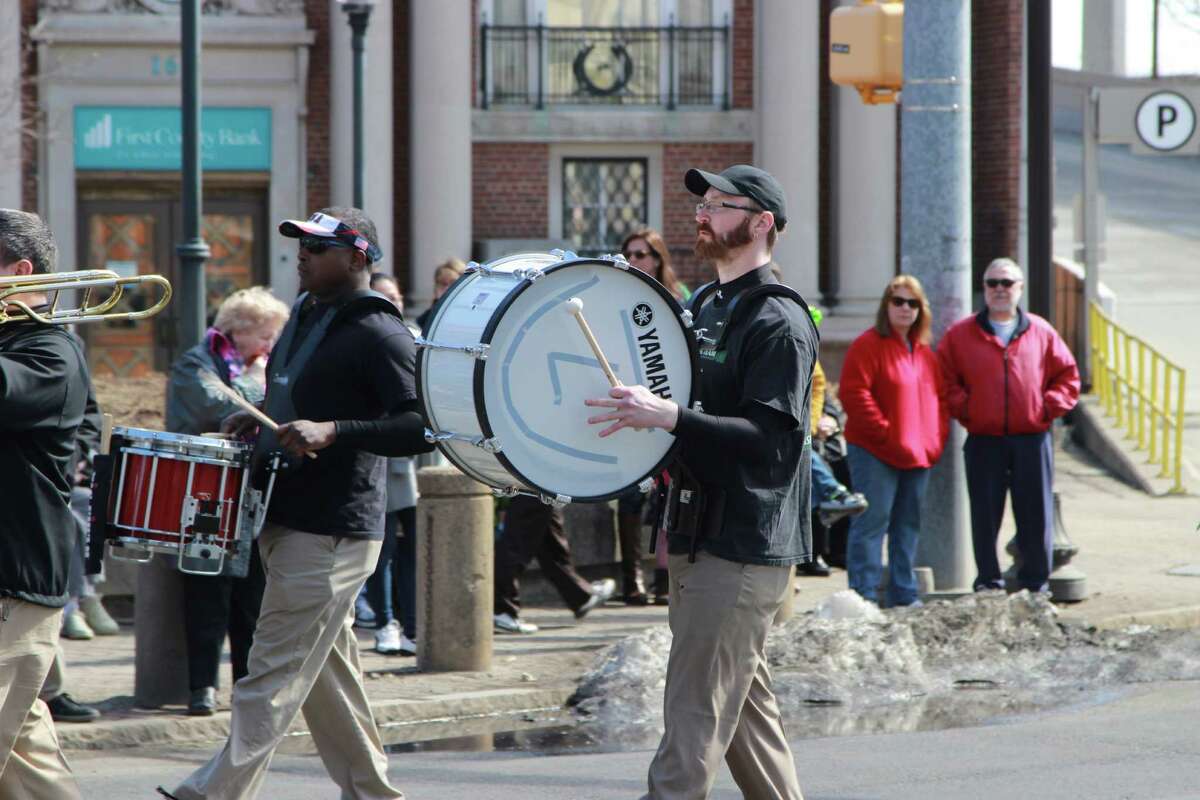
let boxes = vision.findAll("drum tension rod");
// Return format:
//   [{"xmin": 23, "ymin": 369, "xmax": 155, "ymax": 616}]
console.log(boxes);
[
  {"xmin": 414, "ymin": 339, "xmax": 490, "ymax": 360},
  {"xmin": 423, "ymin": 428, "xmax": 503, "ymax": 454}
]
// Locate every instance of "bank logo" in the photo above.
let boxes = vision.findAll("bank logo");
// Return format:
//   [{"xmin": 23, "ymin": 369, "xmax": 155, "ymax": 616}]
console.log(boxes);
[
  {"xmin": 631, "ymin": 302, "xmax": 653, "ymax": 327},
  {"xmin": 82, "ymin": 114, "xmax": 113, "ymax": 150}
]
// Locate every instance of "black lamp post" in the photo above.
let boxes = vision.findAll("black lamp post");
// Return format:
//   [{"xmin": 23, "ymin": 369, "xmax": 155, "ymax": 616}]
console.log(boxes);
[
  {"xmin": 177, "ymin": 0, "xmax": 210, "ymax": 351},
  {"xmin": 339, "ymin": 0, "xmax": 375, "ymax": 209}
]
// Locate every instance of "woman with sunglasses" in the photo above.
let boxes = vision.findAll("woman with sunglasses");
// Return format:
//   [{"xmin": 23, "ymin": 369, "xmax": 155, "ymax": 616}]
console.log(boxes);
[
  {"xmin": 620, "ymin": 227, "xmax": 690, "ymax": 302},
  {"xmin": 838, "ymin": 275, "xmax": 948, "ymax": 607}
]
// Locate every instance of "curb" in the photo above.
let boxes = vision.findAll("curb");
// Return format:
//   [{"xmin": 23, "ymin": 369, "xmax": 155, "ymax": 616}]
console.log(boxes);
[
  {"xmin": 1082, "ymin": 605, "xmax": 1200, "ymax": 632},
  {"xmin": 58, "ymin": 685, "xmax": 576, "ymax": 751}
]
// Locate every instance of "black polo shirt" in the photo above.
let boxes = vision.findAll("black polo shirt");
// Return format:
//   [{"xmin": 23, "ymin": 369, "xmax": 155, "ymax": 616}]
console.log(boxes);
[{"xmin": 668, "ymin": 265, "xmax": 817, "ymax": 566}]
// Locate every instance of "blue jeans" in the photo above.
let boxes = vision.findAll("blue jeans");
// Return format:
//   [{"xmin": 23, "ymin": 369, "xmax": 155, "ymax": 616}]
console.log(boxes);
[
  {"xmin": 366, "ymin": 507, "xmax": 418, "ymax": 639},
  {"xmin": 810, "ymin": 450, "xmax": 843, "ymax": 509},
  {"xmin": 845, "ymin": 445, "xmax": 930, "ymax": 606}
]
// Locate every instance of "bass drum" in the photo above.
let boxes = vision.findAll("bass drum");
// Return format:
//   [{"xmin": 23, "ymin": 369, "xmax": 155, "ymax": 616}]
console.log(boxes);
[{"xmin": 417, "ymin": 252, "xmax": 697, "ymax": 503}]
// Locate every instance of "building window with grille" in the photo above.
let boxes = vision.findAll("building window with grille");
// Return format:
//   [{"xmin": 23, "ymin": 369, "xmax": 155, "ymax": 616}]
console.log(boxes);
[{"xmin": 562, "ymin": 158, "xmax": 647, "ymax": 255}]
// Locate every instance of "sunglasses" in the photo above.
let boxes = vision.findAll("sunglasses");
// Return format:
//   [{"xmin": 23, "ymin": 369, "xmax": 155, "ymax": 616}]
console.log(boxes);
[
  {"xmin": 623, "ymin": 248, "xmax": 656, "ymax": 261},
  {"xmin": 890, "ymin": 297, "xmax": 921, "ymax": 310},
  {"xmin": 298, "ymin": 235, "xmax": 353, "ymax": 255},
  {"xmin": 985, "ymin": 278, "xmax": 1017, "ymax": 289}
]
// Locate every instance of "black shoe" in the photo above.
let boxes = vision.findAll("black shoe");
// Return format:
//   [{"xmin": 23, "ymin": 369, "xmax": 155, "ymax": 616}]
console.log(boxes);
[
  {"xmin": 156, "ymin": 787, "xmax": 183, "ymax": 799},
  {"xmin": 187, "ymin": 687, "xmax": 217, "ymax": 717},
  {"xmin": 652, "ymin": 568, "xmax": 670, "ymax": 605},
  {"xmin": 797, "ymin": 555, "xmax": 831, "ymax": 577},
  {"xmin": 46, "ymin": 693, "xmax": 100, "ymax": 723}
]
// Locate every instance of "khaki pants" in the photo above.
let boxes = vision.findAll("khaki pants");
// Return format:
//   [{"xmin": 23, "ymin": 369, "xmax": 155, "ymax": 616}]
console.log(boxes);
[
  {"xmin": 0, "ymin": 599, "xmax": 81, "ymax": 800},
  {"xmin": 644, "ymin": 552, "xmax": 803, "ymax": 800},
  {"xmin": 173, "ymin": 525, "xmax": 402, "ymax": 800}
]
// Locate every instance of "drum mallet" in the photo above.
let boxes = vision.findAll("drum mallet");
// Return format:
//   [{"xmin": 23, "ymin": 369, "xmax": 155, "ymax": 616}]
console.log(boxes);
[
  {"xmin": 565, "ymin": 296, "xmax": 622, "ymax": 388},
  {"xmin": 199, "ymin": 372, "xmax": 317, "ymax": 459}
]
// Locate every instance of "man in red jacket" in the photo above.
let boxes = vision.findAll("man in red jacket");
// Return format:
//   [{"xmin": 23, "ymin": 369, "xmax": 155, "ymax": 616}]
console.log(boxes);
[{"xmin": 938, "ymin": 258, "xmax": 1080, "ymax": 593}]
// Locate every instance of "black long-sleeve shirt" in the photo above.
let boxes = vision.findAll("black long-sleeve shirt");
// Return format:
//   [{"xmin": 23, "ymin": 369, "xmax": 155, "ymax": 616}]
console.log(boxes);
[
  {"xmin": 0, "ymin": 321, "xmax": 89, "ymax": 607},
  {"xmin": 264, "ymin": 299, "xmax": 434, "ymax": 538}
]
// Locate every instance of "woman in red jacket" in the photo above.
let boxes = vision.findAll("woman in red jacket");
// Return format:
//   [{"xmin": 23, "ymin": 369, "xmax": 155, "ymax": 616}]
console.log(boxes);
[{"xmin": 838, "ymin": 275, "xmax": 947, "ymax": 606}]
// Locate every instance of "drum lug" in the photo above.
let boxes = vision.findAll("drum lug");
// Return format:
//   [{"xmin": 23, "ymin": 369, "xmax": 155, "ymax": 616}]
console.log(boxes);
[
  {"xmin": 602, "ymin": 253, "xmax": 631, "ymax": 270},
  {"xmin": 424, "ymin": 428, "xmax": 503, "ymax": 454},
  {"xmin": 490, "ymin": 486, "xmax": 523, "ymax": 498},
  {"xmin": 550, "ymin": 248, "xmax": 578, "ymax": 262},
  {"xmin": 414, "ymin": 338, "xmax": 490, "ymax": 360},
  {"xmin": 680, "ymin": 310, "xmax": 694, "ymax": 328},
  {"xmin": 540, "ymin": 492, "xmax": 572, "ymax": 507},
  {"xmin": 637, "ymin": 477, "xmax": 655, "ymax": 494},
  {"xmin": 513, "ymin": 267, "xmax": 544, "ymax": 282}
]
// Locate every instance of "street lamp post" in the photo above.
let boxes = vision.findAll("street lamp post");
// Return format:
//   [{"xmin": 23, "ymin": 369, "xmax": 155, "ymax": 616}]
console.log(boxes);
[
  {"xmin": 339, "ymin": 0, "xmax": 374, "ymax": 209},
  {"xmin": 177, "ymin": 0, "xmax": 210, "ymax": 351}
]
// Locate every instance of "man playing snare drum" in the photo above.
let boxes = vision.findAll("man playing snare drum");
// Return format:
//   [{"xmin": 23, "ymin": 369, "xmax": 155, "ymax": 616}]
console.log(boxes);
[
  {"xmin": 587, "ymin": 166, "xmax": 817, "ymax": 800},
  {"xmin": 164, "ymin": 208, "xmax": 433, "ymax": 800}
]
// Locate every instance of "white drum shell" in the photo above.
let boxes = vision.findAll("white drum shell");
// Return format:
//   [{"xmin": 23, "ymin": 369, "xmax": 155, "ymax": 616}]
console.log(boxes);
[{"xmin": 418, "ymin": 253, "xmax": 695, "ymax": 501}]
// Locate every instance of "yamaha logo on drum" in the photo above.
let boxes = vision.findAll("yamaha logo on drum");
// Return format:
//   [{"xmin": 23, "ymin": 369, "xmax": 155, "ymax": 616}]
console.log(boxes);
[{"xmin": 632, "ymin": 303, "xmax": 654, "ymax": 327}]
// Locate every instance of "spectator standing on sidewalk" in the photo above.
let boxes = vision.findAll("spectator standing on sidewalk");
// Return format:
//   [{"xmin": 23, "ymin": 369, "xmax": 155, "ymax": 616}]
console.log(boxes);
[
  {"xmin": 938, "ymin": 258, "xmax": 1080, "ymax": 593},
  {"xmin": 840, "ymin": 275, "xmax": 947, "ymax": 607},
  {"xmin": 802, "ymin": 360, "xmax": 868, "ymax": 577},
  {"xmin": 616, "ymin": 227, "xmax": 691, "ymax": 604},
  {"xmin": 165, "ymin": 286, "xmax": 289, "ymax": 716},
  {"xmin": 365, "ymin": 272, "xmax": 420, "ymax": 656},
  {"xmin": 414, "ymin": 258, "xmax": 465, "ymax": 331}
]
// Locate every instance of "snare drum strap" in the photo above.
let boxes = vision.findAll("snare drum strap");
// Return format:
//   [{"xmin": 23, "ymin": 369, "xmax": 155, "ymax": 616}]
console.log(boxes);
[{"xmin": 252, "ymin": 289, "xmax": 401, "ymax": 480}]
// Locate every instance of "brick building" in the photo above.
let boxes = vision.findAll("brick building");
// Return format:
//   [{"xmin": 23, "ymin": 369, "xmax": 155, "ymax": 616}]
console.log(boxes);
[{"xmin": 5, "ymin": 0, "xmax": 1027, "ymax": 378}]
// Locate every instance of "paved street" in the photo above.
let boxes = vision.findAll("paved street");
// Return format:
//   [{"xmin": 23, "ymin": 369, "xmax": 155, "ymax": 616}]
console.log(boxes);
[
  {"xmin": 1052, "ymin": 130, "xmax": 1200, "ymax": 477},
  {"xmin": 71, "ymin": 680, "xmax": 1200, "ymax": 799}
]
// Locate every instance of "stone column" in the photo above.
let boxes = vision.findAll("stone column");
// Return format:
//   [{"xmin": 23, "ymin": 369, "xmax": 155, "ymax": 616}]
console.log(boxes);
[
  {"xmin": 329, "ymin": 0, "xmax": 394, "ymax": 263},
  {"xmin": 410, "ymin": 1, "xmax": 472, "ymax": 313},
  {"xmin": 755, "ymin": 0, "xmax": 819, "ymax": 298},
  {"xmin": 416, "ymin": 466, "xmax": 493, "ymax": 672},
  {"xmin": 0, "ymin": 1, "xmax": 20, "ymax": 209},
  {"xmin": 1082, "ymin": 0, "xmax": 1126, "ymax": 76},
  {"xmin": 134, "ymin": 557, "xmax": 189, "ymax": 708}
]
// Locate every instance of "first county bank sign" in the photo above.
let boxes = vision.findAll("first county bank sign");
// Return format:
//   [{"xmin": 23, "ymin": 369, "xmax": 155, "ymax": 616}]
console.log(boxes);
[{"xmin": 74, "ymin": 106, "xmax": 272, "ymax": 171}]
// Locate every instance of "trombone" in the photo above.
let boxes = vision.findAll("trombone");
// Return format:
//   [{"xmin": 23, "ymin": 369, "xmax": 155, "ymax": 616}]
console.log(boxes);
[{"xmin": 0, "ymin": 269, "xmax": 173, "ymax": 326}]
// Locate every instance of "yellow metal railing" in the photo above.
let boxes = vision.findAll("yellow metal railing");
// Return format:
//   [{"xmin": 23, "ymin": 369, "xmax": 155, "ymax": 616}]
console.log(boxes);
[{"xmin": 1089, "ymin": 302, "xmax": 1187, "ymax": 494}]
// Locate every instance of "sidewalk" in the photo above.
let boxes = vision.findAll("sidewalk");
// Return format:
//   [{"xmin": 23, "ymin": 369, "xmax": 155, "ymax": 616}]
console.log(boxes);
[{"xmin": 55, "ymin": 432, "xmax": 1200, "ymax": 751}]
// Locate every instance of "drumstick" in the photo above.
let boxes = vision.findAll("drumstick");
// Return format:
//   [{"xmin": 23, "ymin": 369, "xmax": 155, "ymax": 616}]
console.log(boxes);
[
  {"xmin": 198, "ymin": 372, "xmax": 317, "ymax": 459},
  {"xmin": 565, "ymin": 297, "xmax": 622, "ymax": 388}
]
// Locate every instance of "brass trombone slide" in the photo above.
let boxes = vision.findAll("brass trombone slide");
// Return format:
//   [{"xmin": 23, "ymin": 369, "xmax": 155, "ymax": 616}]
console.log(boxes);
[{"xmin": 0, "ymin": 269, "xmax": 173, "ymax": 326}]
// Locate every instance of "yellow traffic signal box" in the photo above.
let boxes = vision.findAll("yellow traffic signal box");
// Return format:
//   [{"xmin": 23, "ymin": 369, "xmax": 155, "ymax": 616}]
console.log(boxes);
[{"xmin": 829, "ymin": 1, "xmax": 903, "ymax": 105}]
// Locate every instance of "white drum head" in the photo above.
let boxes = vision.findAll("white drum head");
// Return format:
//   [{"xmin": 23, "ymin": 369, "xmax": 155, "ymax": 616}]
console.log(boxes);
[{"xmin": 477, "ymin": 259, "xmax": 694, "ymax": 500}]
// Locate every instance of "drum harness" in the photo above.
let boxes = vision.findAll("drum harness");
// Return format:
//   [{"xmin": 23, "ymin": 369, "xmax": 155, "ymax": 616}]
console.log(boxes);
[{"xmin": 651, "ymin": 279, "xmax": 816, "ymax": 563}]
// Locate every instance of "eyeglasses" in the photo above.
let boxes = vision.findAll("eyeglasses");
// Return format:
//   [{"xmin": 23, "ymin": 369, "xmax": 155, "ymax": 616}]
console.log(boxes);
[
  {"xmin": 985, "ymin": 278, "xmax": 1018, "ymax": 289},
  {"xmin": 623, "ymin": 248, "xmax": 656, "ymax": 261},
  {"xmin": 890, "ymin": 297, "xmax": 921, "ymax": 310},
  {"xmin": 695, "ymin": 201, "xmax": 759, "ymax": 217},
  {"xmin": 298, "ymin": 235, "xmax": 353, "ymax": 254}
]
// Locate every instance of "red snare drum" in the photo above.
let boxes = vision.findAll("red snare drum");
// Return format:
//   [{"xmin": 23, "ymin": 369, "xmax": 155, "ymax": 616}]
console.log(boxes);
[{"xmin": 95, "ymin": 427, "xmax": 273, "ymax": 576}]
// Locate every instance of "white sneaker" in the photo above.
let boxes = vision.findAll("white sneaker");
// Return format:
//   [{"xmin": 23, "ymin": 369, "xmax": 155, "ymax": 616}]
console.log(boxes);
[
  {"xmin": 374, "ymin": 620, "xmax": 402, "ymax": 654},
  {"xmin": 398, "ymin": 634, "xmax": 417, "ymax": 656},
  {"xmin": 493, "ymin": 612, "xmax": 538, "ymax": 634},
  {"xmin": 575, "ymin": 578, "xmax": 617, "ymax": 619}
]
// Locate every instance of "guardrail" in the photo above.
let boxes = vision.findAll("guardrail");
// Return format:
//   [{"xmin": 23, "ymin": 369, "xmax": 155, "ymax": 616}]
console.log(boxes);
[{"xmin": 1089, "ymin": 301, "xmax": 1187, "ymax": 494}]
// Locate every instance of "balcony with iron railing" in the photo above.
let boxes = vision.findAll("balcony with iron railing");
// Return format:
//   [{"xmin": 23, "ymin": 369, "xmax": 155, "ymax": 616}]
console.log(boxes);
[{"xmin": 479, "ymin": 20, "xmax": 732, "ymax": 110}]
